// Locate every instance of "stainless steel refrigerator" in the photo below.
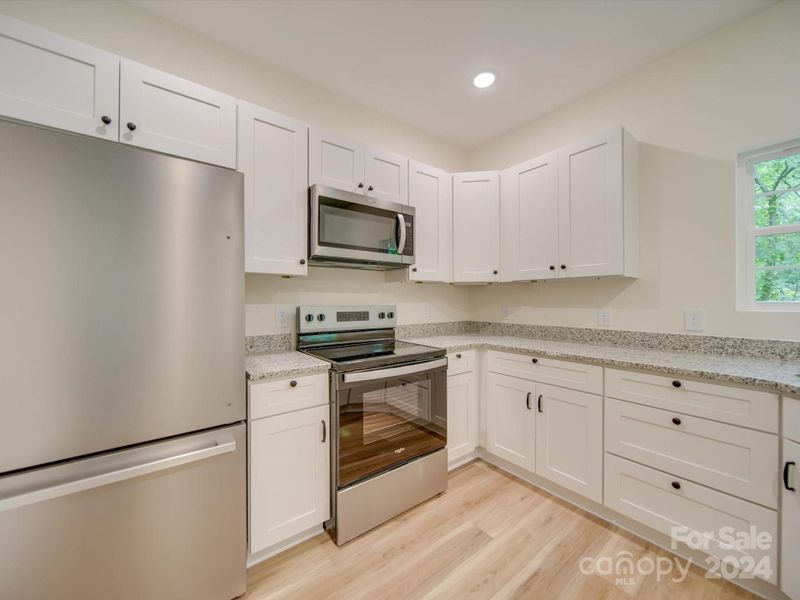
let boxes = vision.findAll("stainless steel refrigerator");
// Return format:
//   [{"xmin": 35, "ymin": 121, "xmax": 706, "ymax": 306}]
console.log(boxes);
[{"xmin": 0, "ymin": 120, "xmax": 246, "ymax": 600}]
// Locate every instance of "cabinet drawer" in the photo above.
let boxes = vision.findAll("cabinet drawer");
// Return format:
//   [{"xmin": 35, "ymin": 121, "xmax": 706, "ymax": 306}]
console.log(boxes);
[
  {"xmin": 487, "ymin": 350, "xmax": 602, "ymax": 394},
  {"xmin": 606, "ymin": 398, "xmax": 778, "ymax": 508},
  {"xmin": 604, "ymin": 454, "xmax": 777, "ymax": 584},
  {"xmin": 447, "ymin": 350, "xmax": 475, "ymax": 376},
  {"xmin": 605, "ymin": 368, "xmax": 778, "ymax": 433},
  {"xmin": 785, "ymin": 396, "xmax": 800, "ymax": 444},
  {"xmin": 249, "ymin": 373, "xmax": 328, "ymax": 420}
]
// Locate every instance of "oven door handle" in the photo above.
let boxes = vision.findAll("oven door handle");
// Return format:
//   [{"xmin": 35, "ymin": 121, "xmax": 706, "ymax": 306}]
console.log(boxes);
[
  {"xmin": 396, "ymin": 214, "xmax": 407, "ymax": 255},
  {"xmin": 342, "ymin": 357, "xmax": 447, "ymax": 383}
]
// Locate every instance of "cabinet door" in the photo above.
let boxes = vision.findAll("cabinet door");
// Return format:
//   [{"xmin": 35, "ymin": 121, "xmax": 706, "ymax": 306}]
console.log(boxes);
[
  {"xmin": 485, "ymin": 373, "xmax": 535, "ymax": 471},
  {"xmin": 453, "ymin": 171, "xmax": 501, "ymax": 282},
  {"xmin": 365, "ymin": 146, "xmax": 408, "ymax": 204},
  {"xmin": 119, "ymin": 60, "xmax": 236, "ymax": 168},
  {"xmin": 535, "ymin": 384, "xmax": 602, "ymax": 502},
  {"xmin": 249, "ymin": 404, "xmax": 330, "ymax": 554},
  {"xmin": 501, "ymin": 152, "xmax": 558, "ymax": 281},
  {"xmin": 557, "ymin": 128, "xmax": 623, "ymax": 277},
  {"xmin": 308, "ymin": 127, "xmax": 365, "ymax": 193},
  {"xmin": 238, "ymin": 102, "xmax": 308, "ymax": 275},
  {"xmin": 447, "ymin": 371, "xmax": 478, "ymax": 465},
  {"xmin": 783, "ymin": 438, "xmax": 800, "ymax": 599},
  {"xmin": 408, "ymin": 161, "xmax": 452, "ymax": 282},
  {"xmin": 0, "ymin": 15, "xmax": 118, "ymax": 140}
]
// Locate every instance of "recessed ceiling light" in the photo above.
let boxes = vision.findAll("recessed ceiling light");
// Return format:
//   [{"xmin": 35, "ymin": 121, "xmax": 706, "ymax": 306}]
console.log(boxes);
[{"xmin": 473, "ymin": 71, "xmax": 496, "ymax": 89}]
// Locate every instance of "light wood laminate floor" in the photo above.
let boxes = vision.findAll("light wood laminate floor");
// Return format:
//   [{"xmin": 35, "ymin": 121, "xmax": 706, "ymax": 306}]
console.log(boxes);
[{"xmin": 244, "ymin": 460, "xmax": 757, "ymax": 600}]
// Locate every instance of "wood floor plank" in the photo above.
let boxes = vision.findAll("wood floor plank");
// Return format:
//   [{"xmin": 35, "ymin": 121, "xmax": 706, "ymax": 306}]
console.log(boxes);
[{"xmin": 243, "ymin": 460, "xmax": 760, "ymax": 600}]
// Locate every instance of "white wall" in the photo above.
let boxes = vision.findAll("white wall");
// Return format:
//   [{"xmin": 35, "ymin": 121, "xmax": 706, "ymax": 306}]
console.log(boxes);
[
  {"xmin": 468, "ymin": 0, "xmax": 800, "ymax": 341},
  {"xmin": 0, "ymin": 0, "xmax": 470, "ymax": 337}
]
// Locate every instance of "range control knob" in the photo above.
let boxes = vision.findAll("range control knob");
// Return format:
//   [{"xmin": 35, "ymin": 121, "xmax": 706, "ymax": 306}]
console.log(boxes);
[
  {"xmin": 304, "ymin": 314, "xmax": 314, "ymax": 322},
  {"xmin": 317, "ymin": 314, "xmax": 326, "ymax": 322},
  {"xmin": 387, "ymin": 311, "xmax": 394, "ymax": 318},
  {"xmin": 378, "ymin": 312, "xmax": 386, "ymax": 319}
]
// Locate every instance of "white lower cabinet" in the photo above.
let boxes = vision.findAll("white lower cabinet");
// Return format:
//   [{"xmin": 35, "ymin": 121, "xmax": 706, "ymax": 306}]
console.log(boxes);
[
  {"xmin": 485, "ymin": 372, "xmax": 535, "ymax": 471},
  {"xmin": 783, "ymin": 437, "xmax": 800, "ymax": 599},
  {"xmin": 249, "ymin": 377, "xmax": 330, "ymax": 555},
  {"xmin": 535, "ymin": 383, "xmax": 603, "ymax": 503},
  {"xmin": 447, "ymin": 352, "xmax": 478, "ymax": 465}
]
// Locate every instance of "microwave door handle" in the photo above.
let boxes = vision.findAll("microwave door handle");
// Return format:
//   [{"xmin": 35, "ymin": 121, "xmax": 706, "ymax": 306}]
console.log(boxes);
[{"xmin": 396, "ymin": 214, "xmax": 407, "ymax": 254}]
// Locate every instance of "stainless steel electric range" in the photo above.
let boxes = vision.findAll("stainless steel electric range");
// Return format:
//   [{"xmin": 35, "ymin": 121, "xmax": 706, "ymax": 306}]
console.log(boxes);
[{"xmin": 297, "ymin": 305, "xmax": 448, "ymax": 545}]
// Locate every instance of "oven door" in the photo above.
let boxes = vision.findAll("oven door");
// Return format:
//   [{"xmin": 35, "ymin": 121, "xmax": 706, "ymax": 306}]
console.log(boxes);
[
  {"xmin": 335, "ymin": 358, "xmax": 446, "ymax": 488},
  {"xmin": 310, "ymin": 184, "xmax": 414, "ymax": 266}
]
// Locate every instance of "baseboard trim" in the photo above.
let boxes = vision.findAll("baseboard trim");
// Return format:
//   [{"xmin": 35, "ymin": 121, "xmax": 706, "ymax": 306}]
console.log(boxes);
[
  {"xmin": 246, "ymin": 525, "xmax": 325, "ymax": 568},
  {"xmin": 475, "ymin": 449, "xmax": 787, "ymax": 600},
  {"xmin": 448, "ymin": 451, "xmax": 478, "ymax": 471}
]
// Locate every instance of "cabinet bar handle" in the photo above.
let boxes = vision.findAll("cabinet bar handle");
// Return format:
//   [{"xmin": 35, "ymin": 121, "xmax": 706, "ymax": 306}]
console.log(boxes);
[
  {"xmin": 526, "ymin": 392, "xmax": 531, "ymax": 410},
  {"xmin": 321, "ymin": 420, "xmax": 327, "ymax": 443},
  {"xmin": 537, "ymin": 394, "xmax": 543, "ymax": 413},
  {"xmin": 785, "ymin": 461, "xmax": 796, "ymax": 492}
]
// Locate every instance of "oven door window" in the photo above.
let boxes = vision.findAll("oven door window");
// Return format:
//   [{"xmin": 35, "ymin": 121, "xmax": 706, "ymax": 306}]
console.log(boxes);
[{"xmin": 338, "ymin": 370, "xmax": 446, "ymax": 488}]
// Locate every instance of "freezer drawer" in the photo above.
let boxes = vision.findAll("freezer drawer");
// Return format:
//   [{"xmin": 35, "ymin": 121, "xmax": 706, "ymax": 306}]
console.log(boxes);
[{"xmin": 0, "ymin": 424, "xmax": 246, "ymax": 600}]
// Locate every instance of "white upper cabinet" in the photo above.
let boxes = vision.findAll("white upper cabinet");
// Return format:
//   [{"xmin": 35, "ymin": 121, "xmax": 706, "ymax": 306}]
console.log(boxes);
[
  {"xmin": 119, "ymin": 59, "xmax": 237, "ymax": 168},
  {"xmin": 501, "ymin": 152, "xmax": 558, "ymax": 281},
  {"xmin": 309, "ymin": 127, "xmax": 365, "ymax": 193},
  {"xmin": 365, "ymin": 146, "xmax": 408, "ymax": 204},
  {"xmin": 0, "ymin": 15, "xmax": 119, "ymax": 140},
  {"xmin": 238, "ymin": 102, "xmax": 308, "ymax": 276},
  {"xmin": 408, "ymin": 161, "xmax": 452, "ymax": 282},
  {"xmin": 557, "ymin": 127, "xmax": 638, "ymax": 278},
  {"xmin": 309, "ymin": 127, "xmax": 408, "ymax": 202},
  {"xmin": 453, "ymin": 171, "xmax": 501, "ymax": 283}
]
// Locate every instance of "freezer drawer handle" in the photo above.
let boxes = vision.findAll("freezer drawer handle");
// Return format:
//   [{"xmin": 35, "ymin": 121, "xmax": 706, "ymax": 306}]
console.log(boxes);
[{"xmin": 0, "ymin": 435, "xmax": 236, "ymax": 513}]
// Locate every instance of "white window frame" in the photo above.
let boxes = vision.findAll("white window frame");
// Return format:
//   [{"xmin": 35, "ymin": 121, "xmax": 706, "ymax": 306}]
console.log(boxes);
[{"xmin": 736, "ymin": 137, "xmax": 800, "ymax": 312}]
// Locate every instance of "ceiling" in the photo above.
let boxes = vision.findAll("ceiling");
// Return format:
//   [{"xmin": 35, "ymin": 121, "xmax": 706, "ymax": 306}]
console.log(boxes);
[{"xmin": 132, "ymin": 0, "xmax": 772, "ymax": 149}]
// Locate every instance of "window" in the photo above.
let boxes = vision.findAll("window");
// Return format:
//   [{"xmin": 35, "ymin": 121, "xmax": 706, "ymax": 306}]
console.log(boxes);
[{"xmin": 737, "ymin": 138, "xmax": 800, "ymax": 311}]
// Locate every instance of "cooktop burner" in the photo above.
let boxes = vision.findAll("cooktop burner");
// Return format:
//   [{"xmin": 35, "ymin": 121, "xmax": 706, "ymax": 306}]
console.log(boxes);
[{"xmin": 302, "ymin": 339, "xmax": 444, "ymax": 372}]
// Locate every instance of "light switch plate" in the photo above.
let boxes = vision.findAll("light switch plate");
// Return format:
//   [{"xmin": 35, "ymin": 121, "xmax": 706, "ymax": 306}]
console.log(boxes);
[
  {"xmin": 684, "ymin": 309, "xmax": 704, "ymax": 332},
  {"xmin": 501, "ymin": 306, "xmax": 513, "ymax": 320},
  {"xmin": 275, "ymin": 307, "xmax": 291, "ymax": 332},
  {"xmin": 597, "ymin": 308, "xmax": 611, "ymax": 327}
]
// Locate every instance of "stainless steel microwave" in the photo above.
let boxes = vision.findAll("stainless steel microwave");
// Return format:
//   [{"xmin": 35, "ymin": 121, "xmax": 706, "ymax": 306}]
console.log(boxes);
[{"xmin": 308, "ymin": 184, "xmax": 415, "ymax": 270}]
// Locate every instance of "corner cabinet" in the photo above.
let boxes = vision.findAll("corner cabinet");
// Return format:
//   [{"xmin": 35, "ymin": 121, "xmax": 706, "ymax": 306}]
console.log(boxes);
[
  {"xmin": 453, "ymin": 171, "xmax": 501, "ymax": 283},
  {"xmin": 309, "ymin": 127, "xmax": 408, "ymax": 203},
  {"xmin": 238, "ymin": 102, "xmax": 309, "ymax": 275},
  {"xmin": 556, "ymin": 127, "xmax": 638, "ymax": 278},
  {"xmin": 0, "ymin": 15, "xmax": 119, "ymax": 140},
  {"xmin": 501, "ymin": 152, "xmax": 559, "ymax": 281},
  {"xmin": 248, "ymin": 373, "xmax": 330, "ymax": 556},
  {"xmin": 408, "ymin": 161, "xmax": 453, "ymax": 282},
  {"xmin": 119, "ymin": 60, "xmax": 237, "ymax": 168}
]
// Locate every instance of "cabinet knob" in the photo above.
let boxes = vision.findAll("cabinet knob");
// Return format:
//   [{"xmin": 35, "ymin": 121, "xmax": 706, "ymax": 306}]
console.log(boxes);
[
  {"xmin": 126, "ymin": 122, "xmax": 137, "ymax": 132},
  {"xmin": 560, "ymin": 264, "xmax": 566, "ymax": 270},
  {"xmin": 671, "ymin": 481, "xmax": 681, "ymax": 490},
  {"xmin": 456, "ymin": 353, "xmax": 462, "ymax": 359},
  {"xmin": 357, "ymin": 182, "xmax": 364, "ymax": 188},
  {"xmin": 672, "ymin": 380, "xmax": 682, "ymax": 388},
  {"xmin": 367, "ymin": 185, "xmax": 374, "ymax": 191},
  {"xmin": 549, "ymin": 265, "xmax": 555, "ymax": 270},
  {"xmin": 493, "ymin": 270, "xmax": 498, "ymax": 275},
  {"xmin": 101, "ymin": 115, "xmax": 112, "ymax": 125},
  {"xmin": 299, "ymin": 258, "xmax": 306, "ymax": 265},
  {"xmin": 671, "ymin": 417, "xmax": 682, "ymax": 425},
  {"xmin": 289, "ymin": 380, "xmax": 298, "ymax": 388},
  {"xmin": 531, "ymin": 357, "xmax": 538, "ymax": 364},
  {"xmin": 412, "ymin": 267, "xmax": 418, "ymax": 272}
]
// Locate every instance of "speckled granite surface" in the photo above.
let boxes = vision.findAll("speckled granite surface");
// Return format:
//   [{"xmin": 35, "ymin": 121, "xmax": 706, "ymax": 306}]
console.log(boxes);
[
  {"xmin": 396, "ymin": 321, "xmax": 478, "ymax": 339},
  {"xmin": 403, "ymin": 334, "xmax": 800, "ymax": 397},
  {"xmin": 246, "ymin": 351, "xmax": 329, "ymax": 381},
  {"xmin": 245, "ymin": 334, "xmax": 293, "ymax": 356}
]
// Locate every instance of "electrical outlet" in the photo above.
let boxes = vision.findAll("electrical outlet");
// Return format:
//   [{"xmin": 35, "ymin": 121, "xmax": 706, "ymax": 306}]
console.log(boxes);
[
  {"xmin": 597, "ymin": 308, "xmax": 611, "ymax": 327},
  {"xmin": 684, "ymin": 309, "xmax": 704, "ymax": 332},
  {"xmin": 501, "ymin": 306, "xmax": 513, "ymax": 320},
  {"xmin": 275, "ymin": 307, "xmax": 290, "ymax": 332}
]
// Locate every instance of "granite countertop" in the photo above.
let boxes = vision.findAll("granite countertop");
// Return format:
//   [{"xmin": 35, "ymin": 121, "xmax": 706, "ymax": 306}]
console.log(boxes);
[
  {"xmin": 403, "ymin": 334, "xmax": 800, "ymax": 397},
  {"xmin": 246, "ymin": 351, "xmax": 329, "ymax": 382}
]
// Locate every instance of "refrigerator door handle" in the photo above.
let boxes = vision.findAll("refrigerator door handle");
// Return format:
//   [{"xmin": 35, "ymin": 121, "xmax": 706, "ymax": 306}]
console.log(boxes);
[{"xmin": 0, "ymin": 434, "xmax": 236, "ymax": 513}]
